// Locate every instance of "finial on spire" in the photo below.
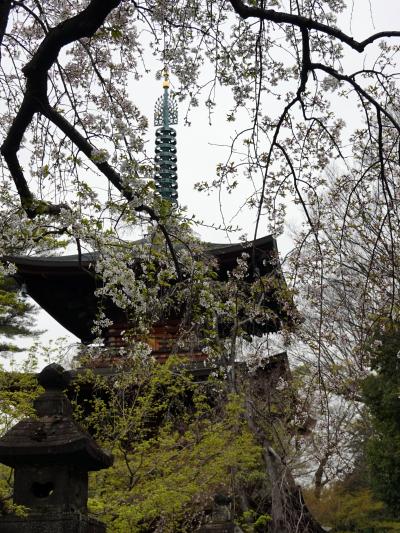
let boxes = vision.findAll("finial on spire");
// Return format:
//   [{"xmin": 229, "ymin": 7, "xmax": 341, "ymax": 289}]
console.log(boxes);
[
  {"xmin": 162, "ymin": 68, "xmax": 170, "ymax": 89},
  {"xmin": 154, "ymin": 70, "xmax": 177, "ymax": 128},
  {"xmin": 154, "ymin": 69, "xmax": 178, "ymax": 203}
]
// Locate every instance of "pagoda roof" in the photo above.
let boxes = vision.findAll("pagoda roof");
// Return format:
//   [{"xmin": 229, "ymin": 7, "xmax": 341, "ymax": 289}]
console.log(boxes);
[
  {"xmin": 4, "ymin": 235, "xmax": 292, "ymax": 343},
  {"xmin": 4, "ymin": 234, "xmax": 277, "ymax": 270}
]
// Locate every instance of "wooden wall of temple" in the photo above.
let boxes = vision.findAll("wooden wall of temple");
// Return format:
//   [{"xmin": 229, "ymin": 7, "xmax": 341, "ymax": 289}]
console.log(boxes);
[{"xmin": 101, "ymin": 320, "xmax": 206, "ymax": 365}]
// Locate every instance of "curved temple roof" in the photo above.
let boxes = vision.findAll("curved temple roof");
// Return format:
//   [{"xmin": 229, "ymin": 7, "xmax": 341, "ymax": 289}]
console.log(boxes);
[{"xmin": 5, "ymin": 235, "xmax": 292, "ymax": 343}]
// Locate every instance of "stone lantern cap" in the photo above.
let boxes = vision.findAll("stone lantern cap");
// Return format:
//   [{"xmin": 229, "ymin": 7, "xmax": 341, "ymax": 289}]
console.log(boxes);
[{"xmin": 0, "ymin": 363, "xmax": 113, "ymax": 471}]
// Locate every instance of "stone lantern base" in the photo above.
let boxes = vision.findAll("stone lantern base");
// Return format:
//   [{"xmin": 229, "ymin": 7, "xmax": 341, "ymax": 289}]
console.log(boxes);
[{"xmin": 0, "ymin": 511, "xmax": 106, "ymax": 533}]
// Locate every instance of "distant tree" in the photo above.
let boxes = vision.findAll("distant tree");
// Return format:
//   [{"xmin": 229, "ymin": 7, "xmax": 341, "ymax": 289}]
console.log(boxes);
[
  {"xmin": 0, "ymin": 275, "xmax": 39, "ymax": 355},
  {"xmin": 363, "ymin": 322, "xmax": 400, "ymax": 518},
  {"xmin": 0, "ymin": 359, "xmax": 41, "ymax": 515},
  {"xmin": 304, "ymin": 484, "xmax": 394, "ymax": 532},
  {"xmin": 285, "ymin": 156, "xmax": 400, "ymax": 502},
  {"xmin": 303, "ymin": 408, "xmax": 400, "ymax": 531}
]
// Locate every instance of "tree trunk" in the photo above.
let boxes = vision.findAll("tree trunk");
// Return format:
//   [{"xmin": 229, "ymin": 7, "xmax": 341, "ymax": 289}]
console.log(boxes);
[
  {"xmin": 240, "ymin": 361, "xmax": 325, "ymax": 533},
  {"xmin": 314, "ymin": 454, "xmax": 329, "ymax": 500},
  {"xmin": 262, "ymin": 443, "xmax": 325, "ymax": 533}
]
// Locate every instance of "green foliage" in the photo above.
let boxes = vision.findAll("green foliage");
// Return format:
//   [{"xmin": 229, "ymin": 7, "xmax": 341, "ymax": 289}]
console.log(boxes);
[
  {"xmin": 0, "ymin": 365, "xmax": 41, "ymax": 436},
  {"xmin": 363, "ymin": 323, "xmax": 400, "ymax": 517},
  {"xmin": 254, "ymin": 514, "xmax": 272, "ymax": 531},
  {"xmin": 70, "ymin": 357, "xmax": 264, "ymax": 531},
  {"xmin": 0, "ymin": 356, "xmax": 42, "ymax": 516},
  {"xmin": 0, "ymin": 275, "xmax": 39, "ymax": 354},
  {"xmin": 237, "ymin": 509, "xmax": 272, "ymax": 533},
  {"xmin": 0, "ymin": 463, "xmax": 29, "ymax": 518},
  {"xmin": 305, "ymin": 484, "xmax": 400, "ymax": 532}
]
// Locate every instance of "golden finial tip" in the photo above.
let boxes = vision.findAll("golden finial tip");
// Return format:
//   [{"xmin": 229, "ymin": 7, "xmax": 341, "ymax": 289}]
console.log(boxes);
[{"xmin": 162, "ymin": 67, "xmax": 169, "ymax": 88}]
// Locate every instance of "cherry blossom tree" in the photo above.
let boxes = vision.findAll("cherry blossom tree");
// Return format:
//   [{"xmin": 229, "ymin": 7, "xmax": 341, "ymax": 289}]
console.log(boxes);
[{"xmin": 0, "ymin": 1, "xmax": 398, "ymax": 240}]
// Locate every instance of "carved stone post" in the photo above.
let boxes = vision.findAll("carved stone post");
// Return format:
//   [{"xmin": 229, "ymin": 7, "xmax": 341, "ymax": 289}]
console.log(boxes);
[{"xmin": 0, "ymin": 363, "xmax": 113, "ymax": 532}]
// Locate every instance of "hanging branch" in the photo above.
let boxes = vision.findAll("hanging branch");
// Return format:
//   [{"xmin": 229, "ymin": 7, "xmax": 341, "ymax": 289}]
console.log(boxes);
[
  {"xmin": 228, "ymin": 0, "xmax": 400, "ymax": 53},
  {"xmin": 0, "ymin": 0, "xmax": 184, "ymax": 280},
  {"xmin": 1, "ymin": 0, "xmax": 122, "ymax": 217},
  {"xmin": 227, "ymin": 0, "xmax": 400, "ymax": 253},
  {"xmin": 0, "ymin": 0, "xmax": 11, "ymax": 59}
]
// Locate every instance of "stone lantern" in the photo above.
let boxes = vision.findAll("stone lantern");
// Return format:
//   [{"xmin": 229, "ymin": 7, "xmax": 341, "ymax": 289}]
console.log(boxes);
[
  {"xmin": 198, "ymin": 494, "xmax": 243, "ymax": 532},
  {"xmin": 0, "ymin": 363, "xmax": 113, "ymax": 532}
]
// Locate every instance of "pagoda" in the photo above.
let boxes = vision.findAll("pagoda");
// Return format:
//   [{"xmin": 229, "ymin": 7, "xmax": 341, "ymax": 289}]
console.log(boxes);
[
  {"xmin": 154, "ymin": 70, "xmax": 178, "ymax": 202},
  {"xmin": 5, "ymin": 75, "xmax": 293, "ymax": 365}
]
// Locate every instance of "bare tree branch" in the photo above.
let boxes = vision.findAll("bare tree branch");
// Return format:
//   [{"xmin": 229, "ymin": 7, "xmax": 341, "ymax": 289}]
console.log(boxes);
[
  {"xmin": 0, "ymin": 0, "xmax": 122, "ymax": 217},
  {"xmin": 0, "ymin": 0, "xmax": 11, "ymax": 60},
  {"xmin": 228, "ymin": 0, "xmax": 400, "ymax": 53}
]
